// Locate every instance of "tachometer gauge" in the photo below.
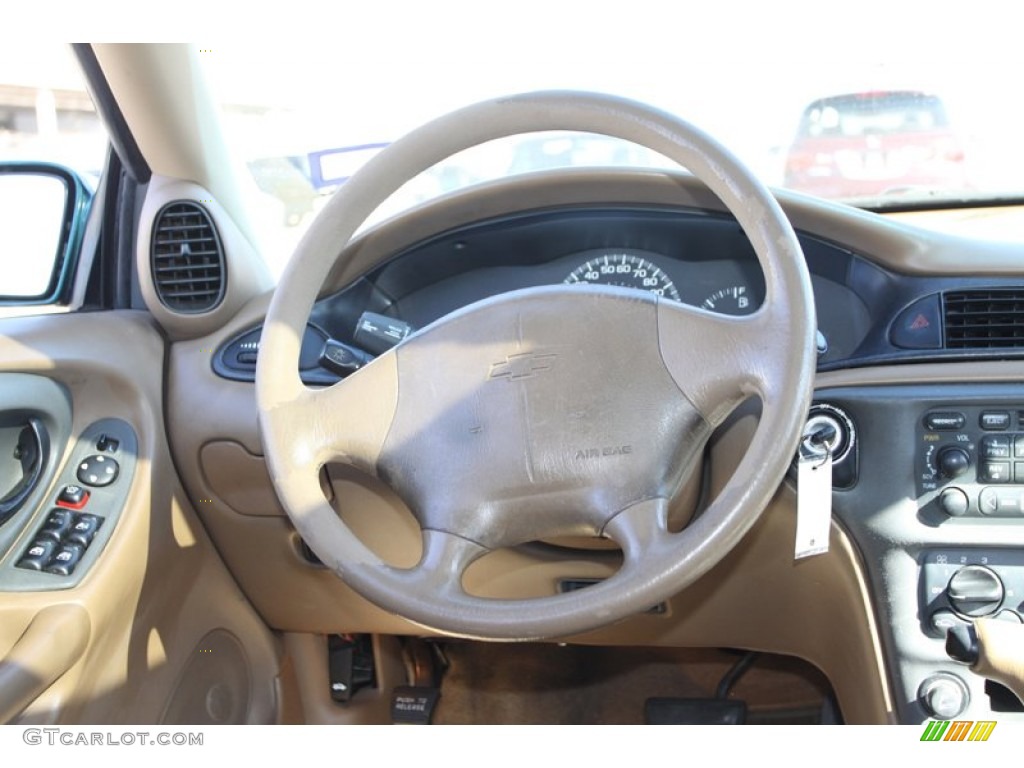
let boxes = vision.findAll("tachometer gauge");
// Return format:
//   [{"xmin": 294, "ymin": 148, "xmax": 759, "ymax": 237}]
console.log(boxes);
[
  {"xmin": 701, "ymin": 286, "xmax": 756, "ymax": 315},
  {"xmin": 564, "ymin": 252, "xmax": 680, "ymax": 301}
]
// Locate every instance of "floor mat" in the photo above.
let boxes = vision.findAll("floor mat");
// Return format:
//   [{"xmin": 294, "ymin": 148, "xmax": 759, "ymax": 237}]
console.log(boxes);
[{"xmin": 431, "ymin": 643, "xmax": 835, "ymax": 725}]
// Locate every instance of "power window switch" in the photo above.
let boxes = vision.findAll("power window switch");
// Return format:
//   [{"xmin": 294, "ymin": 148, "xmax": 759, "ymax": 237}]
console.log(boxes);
[
  {"xmin": 38, "ymin": 509, "xmax": 74, "ymax": 542},
  {"xmin": 67, "ymin": 514, "xmax": 102, "ymax": 548},
  {"xmin": 44, "ymin": 544, "xmax": 85, "ymax": 576},
  {"xmin": 17, "ymin": 539, "xmax": 58, "ymax": 571},
  {"xmin": 96, "ymin": 434, "xmax": 119, "ymax": 453},
  {"xmin": 56, "ymin": 484, "xmax": 90, "ymax": 510}
]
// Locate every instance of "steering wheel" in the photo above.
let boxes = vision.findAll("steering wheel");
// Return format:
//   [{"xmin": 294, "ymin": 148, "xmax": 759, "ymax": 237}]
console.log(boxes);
[{"xmin": 256, "ymin": 91, "xmax": 816, "ymax": 640}]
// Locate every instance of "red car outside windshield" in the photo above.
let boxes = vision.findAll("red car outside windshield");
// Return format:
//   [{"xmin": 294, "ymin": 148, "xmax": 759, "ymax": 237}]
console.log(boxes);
[{"xmin": 784, "ymin": 91, "xmax": 968, "ymax": 201}]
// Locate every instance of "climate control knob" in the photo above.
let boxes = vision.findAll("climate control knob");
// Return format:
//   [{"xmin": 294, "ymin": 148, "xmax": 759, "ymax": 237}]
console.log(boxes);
[
  {"xmin": 936, "ymin": 446, "xmax": 971, "ymax": 479},
  {"xmin": 919, "ymin": 674, "xmax": 969, "ymax": 720},
  {"xmin": 947, "ymin": 565, "xmax": 1004, "ymax": 617}
]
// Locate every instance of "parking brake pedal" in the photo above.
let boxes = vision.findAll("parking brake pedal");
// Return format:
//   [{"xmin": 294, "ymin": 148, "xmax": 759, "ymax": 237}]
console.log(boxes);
[
  {"xmin": 391, "ymin": 686, "xmax": 441, "ymax": 725},
  {"xmin": 391, "ymin": 638, "xmax": 446, "ymax": 724}
]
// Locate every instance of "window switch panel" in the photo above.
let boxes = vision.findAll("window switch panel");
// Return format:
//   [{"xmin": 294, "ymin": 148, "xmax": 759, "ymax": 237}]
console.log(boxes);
[
  {"xmin": 44, "ymin": 544, "xmax": 85, "ymax": 576},
  {"xmin": 38, "ymin": 509, "xmax": 74, "ymax": 542},
  {"xmin": 67, "ymin": 514, "xmax": 102, "ymax": 548},
  {"xmin": 17, "ymin": 539, "xmax": 58, "ymax": 571}
]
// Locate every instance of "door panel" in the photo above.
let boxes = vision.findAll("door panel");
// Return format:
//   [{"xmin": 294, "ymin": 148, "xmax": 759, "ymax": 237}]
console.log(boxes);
[
  {"xmin": 0, "ymin": 374, "xmax": 71, "ymax": 554},
  {"xmin": 0, "ymin": 310, "xmax": 281, "ymax": 724}
]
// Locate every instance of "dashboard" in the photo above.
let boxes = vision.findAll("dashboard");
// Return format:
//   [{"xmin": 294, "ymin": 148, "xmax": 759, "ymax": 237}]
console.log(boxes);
[
  {"xmin": 325, "ymin": 208, "xmax": 878, "ymax": 367},
  {"xmin": 179, "ymin": 171, "xmax": 1024, "ymax": 725},
  {"xmin": 370, "ymin": 209, "xmax": 860, "ymax": 345},
  {"xmin": 217, "ymin": 204, "xmax": 1024, "ymax": 385}
]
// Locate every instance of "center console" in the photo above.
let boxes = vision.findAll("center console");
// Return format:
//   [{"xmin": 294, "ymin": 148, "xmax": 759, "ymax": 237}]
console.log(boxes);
[{"xmin": 813, "ymin": 384, "xmax": 1024, "ymax": 724}]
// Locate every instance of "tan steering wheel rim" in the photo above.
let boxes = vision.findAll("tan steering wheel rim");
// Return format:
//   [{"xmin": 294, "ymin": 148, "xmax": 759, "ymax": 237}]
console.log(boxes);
[{"xmin": 256, "ymin": 91, "xmax": 816, "ymax": 640}]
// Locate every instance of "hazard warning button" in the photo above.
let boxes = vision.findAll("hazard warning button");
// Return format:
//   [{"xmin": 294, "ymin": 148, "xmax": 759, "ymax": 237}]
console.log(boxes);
[{"xmin": 891, "ymin": 294, "xmax": 942, "ymax": 349}]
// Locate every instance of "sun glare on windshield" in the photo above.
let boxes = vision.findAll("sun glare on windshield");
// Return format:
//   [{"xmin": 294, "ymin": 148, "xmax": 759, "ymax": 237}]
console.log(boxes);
[{"xmin": 186, "ymin": 4, "xmax": 1024, "ymax": 274}]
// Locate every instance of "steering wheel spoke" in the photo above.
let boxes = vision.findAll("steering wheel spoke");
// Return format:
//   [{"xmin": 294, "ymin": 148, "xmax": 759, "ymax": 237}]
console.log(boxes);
[
  {"xmin": 262, "ymin": 353, "xmax": 399, "ymax": 480},
  {"xmin": 602, "ymin": 497, "xmax": 672, "ymax": 561},
  {"xmin": 658, "ymin": 299, "xmax": 801, "ymax": 427},
  {"xmin": 390, "ymin": 529, "xmax": 487, "ymax": 601}
]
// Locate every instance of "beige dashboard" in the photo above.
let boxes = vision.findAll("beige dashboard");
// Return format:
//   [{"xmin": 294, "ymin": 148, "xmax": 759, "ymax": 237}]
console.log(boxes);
[{"xmin": 158, "ymin": 171, "xmax": 1024, "ymax": 723}]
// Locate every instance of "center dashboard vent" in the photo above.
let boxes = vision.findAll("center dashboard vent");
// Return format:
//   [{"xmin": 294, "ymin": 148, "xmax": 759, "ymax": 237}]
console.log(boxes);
[
  {"xmin": 944, "ymin": 289, "xmax": 1024, "ymax": 349},
  {"xmin": 150, "ymin": 201, "xmax": 226, "ymax": 313}
]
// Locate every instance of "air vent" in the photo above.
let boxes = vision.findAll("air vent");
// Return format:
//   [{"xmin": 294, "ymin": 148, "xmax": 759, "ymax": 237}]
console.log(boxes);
[
  {"xmin": 944, "ymin": 289, "xmax": 1024, "ymax": 349},
  {"xmin": 150, "ymin": 202, "xmax": 225, "ymax": 313}
]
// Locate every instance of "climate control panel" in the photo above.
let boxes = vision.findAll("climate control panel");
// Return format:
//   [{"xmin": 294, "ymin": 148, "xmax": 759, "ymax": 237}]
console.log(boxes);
[
  {"xmin": 920, "ymin": 549, "xmax": 1024, "ymax": 637},
  {"xmin": 917, "ymin": 406, "xmax": 1024, "ymax": 518}
]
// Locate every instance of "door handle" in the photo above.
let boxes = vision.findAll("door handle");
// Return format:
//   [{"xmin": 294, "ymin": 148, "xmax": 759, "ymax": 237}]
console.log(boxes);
[{"xmin": 0, "ymin": 418, "xmax": 49, "ymax": 526}]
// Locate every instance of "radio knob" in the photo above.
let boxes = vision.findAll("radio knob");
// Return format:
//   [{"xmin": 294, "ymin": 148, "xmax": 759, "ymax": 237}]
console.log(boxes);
[
  {"xmin": 947, "ymin": 565, "xmax": 1004, "ymax": 617},
  {"xmin": 936, "ymin": 446, "xmax": 971, "ymax": 479},
  {"xmin": 938, "ymin": 487, "xmax": 970, "ymax": 517}
]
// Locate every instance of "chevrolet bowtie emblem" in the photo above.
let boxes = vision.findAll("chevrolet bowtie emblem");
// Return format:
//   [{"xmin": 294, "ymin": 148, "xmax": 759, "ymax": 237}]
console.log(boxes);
[{"xmin": 488, "ymin": 352, "xmax": 557, "ymax": 381}]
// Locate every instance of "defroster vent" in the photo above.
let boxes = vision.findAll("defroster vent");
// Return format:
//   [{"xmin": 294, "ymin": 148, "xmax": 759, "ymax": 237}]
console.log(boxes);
[
  {"xmin": 944, "ymin": 289, "xmax": 1024, "ymax": 349},
  {"xmin": 151, "ymin": 202, "xmax": 225, "ymax": 312}
]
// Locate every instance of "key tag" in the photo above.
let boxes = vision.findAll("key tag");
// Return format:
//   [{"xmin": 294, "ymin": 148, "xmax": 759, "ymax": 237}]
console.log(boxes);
[{"xmin": 795, "ymin": 430, "xmax": 833, "ymax": 560}]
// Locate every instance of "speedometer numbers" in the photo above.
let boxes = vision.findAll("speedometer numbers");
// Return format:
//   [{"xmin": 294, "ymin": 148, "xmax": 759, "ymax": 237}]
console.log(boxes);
[
  {"xmin": 563, "ymin": 252, "xmax": 757, "ymax": 315},
  {"xmin": 564, "ymin": 253, "xmax": 681, "ymax": 301}
]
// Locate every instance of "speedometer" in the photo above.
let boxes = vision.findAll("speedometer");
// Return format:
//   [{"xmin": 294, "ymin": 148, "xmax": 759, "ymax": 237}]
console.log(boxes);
[{"xmin": 564, "ymin": 252, "xmax": 680, "ymax": 301}]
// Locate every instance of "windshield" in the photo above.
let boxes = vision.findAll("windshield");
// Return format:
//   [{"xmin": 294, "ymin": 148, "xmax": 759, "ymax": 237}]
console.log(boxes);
[{"xmin": 193, "ymin": 6, "xmax": 1024, "ymax": 274}]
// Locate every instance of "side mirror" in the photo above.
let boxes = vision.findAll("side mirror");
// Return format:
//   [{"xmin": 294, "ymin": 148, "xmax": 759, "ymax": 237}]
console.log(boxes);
[{"xmin": 0, "ymin": 162, "xmax": 93, "ymax": 304}]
